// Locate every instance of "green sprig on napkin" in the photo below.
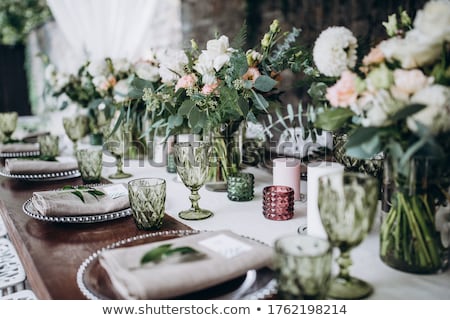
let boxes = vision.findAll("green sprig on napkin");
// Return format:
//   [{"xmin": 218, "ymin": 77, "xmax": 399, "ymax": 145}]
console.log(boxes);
[
  {"xmin": 140, "ymin": 243, "xmax": 200, "ymax": 265},
  {"xmin": 62, "ymin": 185, "xmax": 105, "ymax": 203}
]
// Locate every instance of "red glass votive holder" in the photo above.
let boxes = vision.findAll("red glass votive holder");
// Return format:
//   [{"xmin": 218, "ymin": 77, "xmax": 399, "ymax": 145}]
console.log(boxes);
[{"xmin": 262, "ymin": 185, "xmax": 295, "ymax": 221}]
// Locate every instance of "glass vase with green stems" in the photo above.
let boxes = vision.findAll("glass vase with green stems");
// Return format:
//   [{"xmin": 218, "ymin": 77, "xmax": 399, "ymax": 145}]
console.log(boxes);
[
  {"xmin": 204, "ymin": 121, "xmax": 244, "ymax": 192},
  {"xmin": 380, "ymin": 155, "xmax": 449, "ymax": 274}
]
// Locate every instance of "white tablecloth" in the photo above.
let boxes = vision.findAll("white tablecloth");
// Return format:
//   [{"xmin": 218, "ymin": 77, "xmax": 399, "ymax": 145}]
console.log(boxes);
[{"xmin": 101, "ymin": 156, "xmax": 450, "ymax": 300}]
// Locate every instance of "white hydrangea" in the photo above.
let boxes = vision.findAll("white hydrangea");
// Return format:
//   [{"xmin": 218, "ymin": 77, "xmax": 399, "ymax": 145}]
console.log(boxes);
[
  {"xmin": 407, "ymin": 84, "xmax": 450, "ymax": 134},
  {"xmin": 414, "ymin": 0, "xmax": 450, "ymax": 44},
  {"xmin": 87, "ymin": 59, "xmax": 109, "ymax": 77},
  {"xmin": 112, "ymin": 58, "xmax": 132, "ymax": 74},
  {"xmin": 313, "ymin": 26, "xmax": 358, "ymax": 77},
  {"xmin": 135, "ymin": 61, "xmax": 160, "ymax": 82},
  {"xmin": 157, "ymin": 49, "xmax": 188, "ymax": 85},
  {"xmin": 113, "ymin": 79, "xmax": 131, "ymax": 103}
]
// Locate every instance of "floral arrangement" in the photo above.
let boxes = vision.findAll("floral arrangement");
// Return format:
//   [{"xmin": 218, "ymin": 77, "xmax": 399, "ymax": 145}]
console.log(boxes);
[
  {"xmin": 45, "ymin": 56, "xmax": 155, "ymax": 137},
  {"xmin": 310, "ymin": 0, "xmax": 450, "ymax": 273},
  {"xmin": 137, "ymin": 19, "xmax": 312, "ymax": 139},
  {"xmin": 0, "ymin": 0, "xmax": 52, "ymax": 46},
  {"xmin": 129, "ymin": 20, "xmax": 313, "ymax": 180}
]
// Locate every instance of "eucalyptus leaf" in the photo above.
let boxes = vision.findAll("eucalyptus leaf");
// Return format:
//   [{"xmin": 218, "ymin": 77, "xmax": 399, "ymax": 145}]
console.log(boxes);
[
  {"xmin": 254, "ymin": 75, "xmax": 278, "ymax": 92},
  {"xmin": 251, "ymin": 90, "xmax": 269, "ymax": 111},
  {"xmin": 314, "ymin": 108, "xmax": 354, "ymax": 131},
  {"xmin": 188, "ymin": 106, "xmax": 201, "ymax": 128},
  {"xmin": 131, "ymin": 77, "xmax": 155, "ymax": 91},
  {"xmin": 178, "ymin": 100, "xmax": 195, "ymax": 116},
  {"xmin": 391, "ymin": 103, "xmax": 425, "ymax": 122},
  {"xmin": 346, "ymin": 134, "xmax": 381, "ymax": 159}
]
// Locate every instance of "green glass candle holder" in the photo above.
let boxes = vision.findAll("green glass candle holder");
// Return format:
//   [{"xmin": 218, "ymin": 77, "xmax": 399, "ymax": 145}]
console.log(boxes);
[{"xmin": 227, "ymin": 172, "xmax": 254, "ymax": 201}]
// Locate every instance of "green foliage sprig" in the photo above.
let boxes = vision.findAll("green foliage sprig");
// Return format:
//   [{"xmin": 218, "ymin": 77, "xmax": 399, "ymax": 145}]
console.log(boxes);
[
  {"xmin": 62, "ymin": 185, "xmax": 105, "ymax": 203},
  {"xmin": 0, "ymin": 0, "xmax": 52, "ymax": 46}
]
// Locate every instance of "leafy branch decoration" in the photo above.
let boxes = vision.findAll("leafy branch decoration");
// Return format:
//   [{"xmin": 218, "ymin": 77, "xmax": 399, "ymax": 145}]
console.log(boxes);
[
  {"xmin": 140, "ymin": 243, "xmax": 200, "ymax": 265},
  {"xmin": 62, "ymin": 185, "xmax": 105, "ymax": 203}
]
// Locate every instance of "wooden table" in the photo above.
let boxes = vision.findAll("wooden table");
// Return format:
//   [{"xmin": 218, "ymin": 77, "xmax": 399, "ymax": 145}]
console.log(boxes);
[{"xmin": 0, "ymin": 175, "xmax": 190, "ymax": 299}]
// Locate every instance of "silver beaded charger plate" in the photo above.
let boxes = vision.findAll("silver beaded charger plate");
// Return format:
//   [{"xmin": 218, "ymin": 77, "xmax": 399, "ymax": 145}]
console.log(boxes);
[
  {"xmin": 22, "ymin": 198, "xmax": 132, "ymax": 224},
  {"xmin": 77, "ymin": 229, "xmax": 277, "ymax": 300},
  {"xmin": 0, "ymin": 150, "xmax": 40, "ymax": 158},
  {"xmin": 0, "ymin": 166, "xmax": 80, "ymax": 181}
]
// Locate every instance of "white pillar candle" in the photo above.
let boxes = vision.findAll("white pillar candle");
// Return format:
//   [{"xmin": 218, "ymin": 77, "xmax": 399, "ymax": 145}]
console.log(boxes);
[
  {"xmin": 307, "ymin": 161, "xmax": 344, "ymax": 239},
  {"xmin": 273, "ymin": 158, "xmax": 301, "ymax": 201}
]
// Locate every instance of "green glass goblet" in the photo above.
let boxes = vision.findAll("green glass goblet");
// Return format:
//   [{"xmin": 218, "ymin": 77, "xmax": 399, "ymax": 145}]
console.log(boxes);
[
  {"xmin": 103, "ymin": 124, "xmax": 132, "ymax": 179},
  {"xmin": 0, "ymin": 112, "xmax": 18, "ymax": 143},
  {"xmin": 318, "ymin": 172, "xmax": 379, "ymax": 299},
  {"xmin": 63, "ymin": 115, "xmax": 89, "ymax": 153},
  {"xmin": 173, "ymin": 142, "xmax": 213, "ymax": 220}
]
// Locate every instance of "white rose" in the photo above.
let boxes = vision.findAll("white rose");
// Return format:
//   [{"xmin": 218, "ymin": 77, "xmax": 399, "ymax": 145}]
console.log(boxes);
[
  {"xmin": 360, "ymin": 90, "xmax": 402, "ymax": 127},
  {"xmin": 113, "ymin": 79, "xmax": 131, "ymax": 103},
  {"xmin": 379, "ymin": 30, "xmax": 442, "ymax": 68},
  {"xmin": 407, "ymin": 84, "xmax": 450, "ymax": 134},
  {"xmin": 135, "ymin": 61, "xmax": 160, "ymax": 82},
  {"xmin": 204, "ymin": 35, "xmax": 233, "ymax": 71},
  {"xmin": 87, "ymin": 60, "xmax": 109, "ymax": 77},
  {"xmin": 92, "ymin": 75, "xmax": 109, "ymax": 93},
  {"xmin": 158, "ymin": 49, "xmax": 188, "ymax": 84},
  {"xmin": 194, "ymin": 52, "xmax": 216, "ymax": 85},
  {"xmin": 393, "ymin": 69, "xmax": 431, "ymax": 96},
  {"xmin": 414, "ymin": 0, "xmax": 450, "ymax": 43},
  {"xmin": 113, "ymin": 58, "xmax": 131, "ymax": 74}
]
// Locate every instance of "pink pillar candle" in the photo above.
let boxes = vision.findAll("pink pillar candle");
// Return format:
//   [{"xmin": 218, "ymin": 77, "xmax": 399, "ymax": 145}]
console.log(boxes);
[{"xmin": 273, "ymin": 158, "xmax": 301, "ymax": 201}]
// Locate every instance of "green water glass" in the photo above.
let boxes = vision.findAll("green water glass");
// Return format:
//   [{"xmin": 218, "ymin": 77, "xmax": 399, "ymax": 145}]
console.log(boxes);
[
  {"xmin": 76, "ymin": 148, "xmax": 103, "ymax": 183},
  {"xmin": 174, "ymin": 142, "xmax": 213, "ymax": 220},
  {"xmin": 128, "ymin": 178, "xmax": 166, "ymax": 230},
  {"xmin": 274, "ymin": 234, "xmax": 332, "ymax": 299},
  {"xmin": 63, "ymin": 115, "xmax": 89, "ymax": 153},
  {"xmin": 0, "ymin": 112, "xmax": 18, "ymax": 143},
  {"xmin": 318, "ymin": 172, "xmax": 379, "ymax": 299},
  {"xmin": 38, "ymin": 135, "xmax": 59, "ymax": 160}
]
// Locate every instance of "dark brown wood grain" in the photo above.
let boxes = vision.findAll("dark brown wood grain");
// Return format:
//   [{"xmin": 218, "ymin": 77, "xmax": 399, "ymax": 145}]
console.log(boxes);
[{"xmin": 0, "ymin": 175, "xmax": 191, "ymax": 299}]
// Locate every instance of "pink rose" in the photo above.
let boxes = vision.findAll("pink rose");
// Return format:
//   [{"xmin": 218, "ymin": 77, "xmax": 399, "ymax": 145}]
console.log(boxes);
[
  {"xmin": 175, "ymin": 74, "xmax": 198, "ymax": 91},
  {"xmin": 201, "ymin": 82, "xmax": 219, "ymax": 95},
  {"xmin": 326, "ymin": 71, "xmax": 358, "ymax": 107},
  {"xmin": 242, "ymin": 67, "xmax": 261, "ymax": 83},
  {"xmin": 362, "ymin": 46, "xmax": 385, "ymax": 66}
]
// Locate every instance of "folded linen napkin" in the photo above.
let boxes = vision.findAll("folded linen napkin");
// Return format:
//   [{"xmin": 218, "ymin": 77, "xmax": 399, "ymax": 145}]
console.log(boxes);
[
  {"xmin": 31, "ymin": 183, "xmax": 129, "ymax": 216},
  {"xmin": 4, "ymin": 156, "xmax": 78, "ymax": 174},
  {"xmin": 99, "ymin": 230, "xmax": 273, "ymax": 299},
  {"xmin": 0, "ymin": 143, "xmax": 39, "ymax": 154}
]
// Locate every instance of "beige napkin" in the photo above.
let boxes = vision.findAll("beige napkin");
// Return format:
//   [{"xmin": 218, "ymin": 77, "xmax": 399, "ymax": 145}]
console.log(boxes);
[
  {"xmin": 31, "ymin": 184, "xmax": 130, "ymax": 216},
  {"xmin": 0, "ymin": 143, "xmax": 39, "ymax": 153},
  {"xmin": 4, "ymin": 156, "xmax": 78, "ymax": 174},
  {"xmin": 99, "ymin": 230, "xmax": 273, "ymax": 299}
]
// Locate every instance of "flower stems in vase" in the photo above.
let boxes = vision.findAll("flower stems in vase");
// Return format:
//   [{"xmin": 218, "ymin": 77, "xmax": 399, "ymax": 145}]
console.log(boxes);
[
  {"xmin": 380, "ymin": 156, "xmax": 448, "ymax": 274},
  {"xmin": 380, "ymin": 191, "xmax": 444, "ymax": 273}
]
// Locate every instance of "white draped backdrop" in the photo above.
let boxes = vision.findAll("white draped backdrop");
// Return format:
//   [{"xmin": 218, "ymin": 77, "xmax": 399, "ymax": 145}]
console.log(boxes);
[
  {"xmin": 26, "ymin": 0, "xmax": 182, "ymax": 117},
  {"xmin": 46, "ymin": 0, "xmax": 182, "ymax": 71}
]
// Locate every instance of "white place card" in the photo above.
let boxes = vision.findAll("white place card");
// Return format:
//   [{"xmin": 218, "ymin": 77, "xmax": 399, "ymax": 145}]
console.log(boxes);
[
  {"xmin": 103, "ymin": 184, "xmax": 128, "ymax": 199},
  {"xmin": 198, "ymin": 234, "xmax": 252, "ymax": 259}
]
